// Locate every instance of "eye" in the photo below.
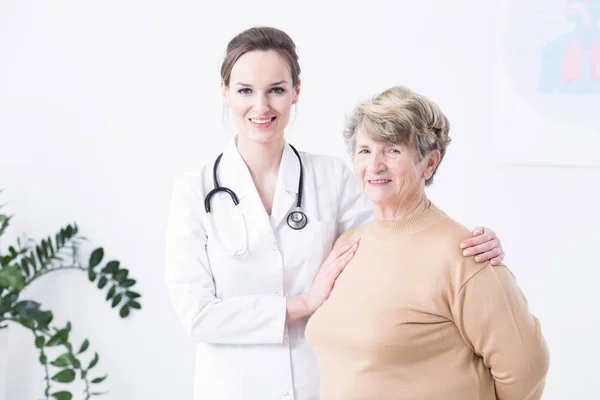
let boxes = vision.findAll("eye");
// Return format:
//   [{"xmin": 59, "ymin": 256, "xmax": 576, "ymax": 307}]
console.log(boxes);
[
  {"xmin": 271, "ymin": 87, "xmax": 285, "ymax": 94},
  {"xmin": 237, "ymin": 88, "xmax": 252, "ymax": 94},
  {"xmin": 389, "ymin": 148, "xmax": 401, "ymax": 154},
  {"xmin": 358, "ymin": 149, "xmax": 370, "ymax": 154}
]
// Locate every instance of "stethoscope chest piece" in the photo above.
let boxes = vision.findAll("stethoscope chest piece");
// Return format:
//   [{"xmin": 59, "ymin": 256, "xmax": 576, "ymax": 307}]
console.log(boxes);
[{"xmin": 287, "ymin": 210, "xmax": 307, "ymax": 230}]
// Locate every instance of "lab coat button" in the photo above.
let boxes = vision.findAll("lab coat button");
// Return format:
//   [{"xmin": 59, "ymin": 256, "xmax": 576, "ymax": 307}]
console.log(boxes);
[
  {"xmin": 275, "ymin": 292, "xmax": 281, "ymax": 296},
  {"xmin": 284, "ymin": 391, "xmax": 289, "ymax": 396}
]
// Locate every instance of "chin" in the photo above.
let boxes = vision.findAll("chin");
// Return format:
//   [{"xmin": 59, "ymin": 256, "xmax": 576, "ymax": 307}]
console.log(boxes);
[{"xmin": 247, "ymin": 129, "xmax": 282, "ymax": 144}]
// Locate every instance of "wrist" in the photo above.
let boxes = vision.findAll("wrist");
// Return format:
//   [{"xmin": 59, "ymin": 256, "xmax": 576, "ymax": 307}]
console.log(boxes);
[{"xmin": 285, "ymin": 294, "xmax": 313, "ymax": 323}]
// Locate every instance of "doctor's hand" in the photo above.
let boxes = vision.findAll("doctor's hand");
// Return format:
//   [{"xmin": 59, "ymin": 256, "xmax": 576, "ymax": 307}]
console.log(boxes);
[
  {"xmin": 285, "ymin": 237, "xmax": 360, "ymax": 324},
  {"xmin": 460, "ymin": 226, "xmax": 505, "ymax": 266}
]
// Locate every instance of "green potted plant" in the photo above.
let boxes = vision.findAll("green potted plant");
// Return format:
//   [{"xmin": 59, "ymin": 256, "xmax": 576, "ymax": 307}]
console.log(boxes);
[{"xmin": 0, "ymin": 189, "xmax": 142, "ymax": 400}]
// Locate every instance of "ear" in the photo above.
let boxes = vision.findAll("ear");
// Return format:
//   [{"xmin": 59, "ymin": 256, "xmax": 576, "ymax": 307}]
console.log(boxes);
[
  {"xmin": 221, "ymin": 80, "xmax": 229, "ymax": 105},
  {"xmin": 292, "ymin": 77, "xmax": 301, "ymax": 105},
  {"xmin": 423, "ymin": 149, "xmax": 441, "ymax": 181}
]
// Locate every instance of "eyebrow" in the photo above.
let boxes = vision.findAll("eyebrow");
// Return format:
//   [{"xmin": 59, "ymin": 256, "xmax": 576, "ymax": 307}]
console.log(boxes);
[{"xmin": 234, "ymin": 80, "xmax": 289, "ymax": 87}]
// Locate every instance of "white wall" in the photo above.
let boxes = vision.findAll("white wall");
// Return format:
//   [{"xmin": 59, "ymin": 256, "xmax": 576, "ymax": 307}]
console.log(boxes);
[{"xmin": 1, "ymin": 0, "xmax": 598, "ymax": 399}]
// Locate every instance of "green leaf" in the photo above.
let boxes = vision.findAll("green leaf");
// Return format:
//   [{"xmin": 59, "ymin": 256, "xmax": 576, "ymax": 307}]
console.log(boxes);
[
  {"xmin": 121, "ymin": 279, "xmax": 136, "ymax": 288},
  {"xmin": 35, "ymin": 336, "xmax": 45, "ymax": 348},
  {"xmin": 28, "ymin": 251, "xmax": 37, "ymax": 271},
  {"xmin": 0, "ymin": 292, "xmax": 19, "ymax": 312},
  {"xmin": 35, "ymin": 245, "xmax": 45, "ymax": 266},
  {"xmin": 89, "ymin": 248, "xmax": 104, "ymax": 268},
  {"xmin": 20, "ymin": 257, "xmax": 30, "ymax": 277},
  {"xmin": 97, "ymin": 276, "xmax": 108, "ymax": 289},
  {"xmin": 36, "ymin": 310, "xmax": 53, "ymax": 331},
  {"xmin": 91, "ymin": 375, "xmax": 107, "ymax": 384},
  {"xmin": 111, "ymin": 294, "xmax": 122, "ymax": 308},
  {"xmin": 88, "ymin": 269, "xmax": 97, "ymax": 282},
  {"xmin": 51, "ymin": 369, "xmax": 76, "ymax": 383},
  {"xmin": 124, "ymin": 291, "xmax": 140, "ymax": 299},
  {"xmin": 127, "ymin": 301, "xmax": 141, "ymax": 310},
  {"xmin": 14, "ymin": 301, "xmax": 52, "ymax": 330},
  {"xmin": 46, "ymin": 329, "xmax": 68, "ymax": 347},
  {"xmin": 0, "ymin": 265, "xmax": 25, "ymax": 290},
  {"xmin": 88, "ymin": 353, "xmax": 99, "ymax": 369},
  {"xmin": 14, "ymin": 300, "xmax": 41, "ymax": 317},
  {"xmin": 119, "ymin": 305, "xmax": 130, "ymax": 318},
  {"xmin": 106, "ymin": 285, "xmax": 117, "ymax": 300},
  {"xmin": 40, "ymin": 354, "xmax": 47, "ymax": 365},
  {"xmin": 51, "ymin": 353, "xmax": 73, "ymax": 368},
  {"xmin": 51, "ymin": 391, "xmax": 73, "ymax": 400},
  {"xmin": 78, "ymin": 339, "xmax": 90, "ymax": 354},
  {"xmin": 101, "ymin": 261, "xmax": 119, "ymax": 274},
  {"xmin": 56, "ymin": 232, "xmax": 63, "ymax": 249},
  {"xmin": 81, "ymin": 369, "xmax": 87, "ymax": 379},
  {"xmin": 113, "ymin": 269, "xmax": 128, "ymax": 283}
]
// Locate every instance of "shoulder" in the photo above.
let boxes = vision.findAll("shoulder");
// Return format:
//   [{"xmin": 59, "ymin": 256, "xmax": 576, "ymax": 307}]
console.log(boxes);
[
  {"xmin": 332, "ymin": 224, "xmax": 367, "ymax": 250},
  {"xmin": 169, "ymin": 160, "xmax": 214, "ymax": 203},
  {"xmin": 424, "ymin": 211, "xmax": 473, "ymax": 256},
  {"xmin": 298, "ymin": 150, "xmax": 352, "ymax": 178},
  {"xmin": 420, "ymin": 205, "xmax": 489, "ymax": 287}
]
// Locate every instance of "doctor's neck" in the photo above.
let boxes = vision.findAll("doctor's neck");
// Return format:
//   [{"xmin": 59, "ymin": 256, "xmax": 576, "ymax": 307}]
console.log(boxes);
[{"xmin": 235, "ymin": 134, "xmax": 285, "ymax": 177}]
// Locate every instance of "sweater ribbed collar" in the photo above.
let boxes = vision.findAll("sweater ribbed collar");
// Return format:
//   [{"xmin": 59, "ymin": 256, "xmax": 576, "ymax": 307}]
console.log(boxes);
[{"xmin": 367, "ymin": 201, "xmax": 447, "ymax": 239}]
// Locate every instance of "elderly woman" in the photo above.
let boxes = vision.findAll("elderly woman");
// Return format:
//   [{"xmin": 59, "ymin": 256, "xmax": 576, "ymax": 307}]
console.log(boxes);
[{"xmin": 305, "ymin": 86, "xmax": 550, "ymax": 400}]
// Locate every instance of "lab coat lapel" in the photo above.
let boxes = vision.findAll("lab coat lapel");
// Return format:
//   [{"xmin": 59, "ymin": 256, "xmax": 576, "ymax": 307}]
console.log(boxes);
[
  {"xmin": 219, "ymin": 139, "xmax": 271, "ymax": 236},
  {"xmin": 270, "ymin": 142, "xmax": 300, "ymax": 231}
]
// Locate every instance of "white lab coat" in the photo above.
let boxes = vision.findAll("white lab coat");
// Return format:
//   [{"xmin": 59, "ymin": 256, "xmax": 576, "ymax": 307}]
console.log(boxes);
[{"xmin": 164, "ymin": 138, "xmax": 372, "ymax": 400}]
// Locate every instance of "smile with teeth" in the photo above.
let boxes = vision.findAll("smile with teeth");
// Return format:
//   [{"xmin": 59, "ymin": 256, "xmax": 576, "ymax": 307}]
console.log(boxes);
[
  {"xmin": 250, "ymin": 117, "xmax": 276, "ymax": 124},
  {"xmin": 369, "ymin": 179, "xmax": 391, "ymax": 183}
]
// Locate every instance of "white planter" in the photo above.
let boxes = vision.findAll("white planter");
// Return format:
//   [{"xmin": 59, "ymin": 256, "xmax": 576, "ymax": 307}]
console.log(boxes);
[{"xmin": 0, "ymin": 327, "xmax": 8, "ymax": 400}]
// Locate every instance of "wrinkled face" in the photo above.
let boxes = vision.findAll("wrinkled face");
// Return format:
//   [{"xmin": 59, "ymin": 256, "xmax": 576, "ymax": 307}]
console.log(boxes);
[
  {"xmin": 222, "ymin": 50, "xmax": 300, "ymax": 145},
  {"xmin": 353, "ymin": 128, "xmax": 434, "ymax": 207}
]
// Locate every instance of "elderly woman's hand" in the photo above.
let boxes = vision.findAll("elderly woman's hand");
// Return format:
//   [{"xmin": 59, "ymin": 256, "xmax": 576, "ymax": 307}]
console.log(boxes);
[{"xmin": 460, "ymin": 227, "xmax": 504, "ymax": 265}]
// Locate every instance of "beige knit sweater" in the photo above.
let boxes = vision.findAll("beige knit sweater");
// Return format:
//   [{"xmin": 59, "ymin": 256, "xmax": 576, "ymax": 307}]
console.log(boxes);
[{"xmin": 305, "ymin": 202, "xmax": 549, "ymax": 400}]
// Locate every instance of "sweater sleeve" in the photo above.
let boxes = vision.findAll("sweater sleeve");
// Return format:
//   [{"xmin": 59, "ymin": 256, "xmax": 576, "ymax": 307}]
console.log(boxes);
[{"xmin": 452, "ymin": 264, "xmax": 550, "ymax": 400}]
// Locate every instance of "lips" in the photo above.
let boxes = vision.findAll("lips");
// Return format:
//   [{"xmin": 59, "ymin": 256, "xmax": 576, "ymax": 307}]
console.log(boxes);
[
  {"xmin": 368, "ymin": 179, "xmax": 392, "ymax": 183},
  {"xmin": 249, "ymin": 117, "xmax": 276, "ymax": 124}
]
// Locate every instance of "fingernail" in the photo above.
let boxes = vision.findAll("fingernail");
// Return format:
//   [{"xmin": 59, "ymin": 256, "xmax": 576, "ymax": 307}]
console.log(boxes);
[
  {"xmin": 491, "ymin": 260, "xmax": 497, "ymax": 265},
  {"xmin": 460, "ymin": 242, "xmax": 467, "ymax": 249},
  {"xmin": 475, "ymin": 256, "xmax": 481, "ymax": 262},
  {"xmin": 463, "ymin": 250, "xmax": 471, "ymax": 256}
]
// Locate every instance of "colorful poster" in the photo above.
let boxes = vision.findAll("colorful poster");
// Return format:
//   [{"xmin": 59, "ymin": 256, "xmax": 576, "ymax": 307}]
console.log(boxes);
[{"xmin": 493, "ymin": 0, "xmax": 600, "ymax": 166}]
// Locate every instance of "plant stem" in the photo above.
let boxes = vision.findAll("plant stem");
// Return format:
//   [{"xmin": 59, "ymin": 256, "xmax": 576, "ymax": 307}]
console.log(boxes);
[{"xmin": 39, "ymin": 338, "xmax": 51, "ymax": 400}]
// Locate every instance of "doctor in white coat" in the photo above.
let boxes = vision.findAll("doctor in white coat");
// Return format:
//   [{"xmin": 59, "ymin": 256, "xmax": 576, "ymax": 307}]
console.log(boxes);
[{"xmin": 164, "ymin": 26, "xmax": 506, "ymax": 400}]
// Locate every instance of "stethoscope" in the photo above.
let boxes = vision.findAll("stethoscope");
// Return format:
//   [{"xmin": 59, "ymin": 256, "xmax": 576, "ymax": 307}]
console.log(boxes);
[{"xmin": 204, "ymin": 144, "xmax": 308, "ymax": 256}]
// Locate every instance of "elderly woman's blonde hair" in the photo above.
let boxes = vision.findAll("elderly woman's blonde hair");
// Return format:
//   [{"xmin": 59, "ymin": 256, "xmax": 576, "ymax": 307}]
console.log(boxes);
[{"xmin": 343, "ymin": 86, "xmax": 451, "ymax": 186}]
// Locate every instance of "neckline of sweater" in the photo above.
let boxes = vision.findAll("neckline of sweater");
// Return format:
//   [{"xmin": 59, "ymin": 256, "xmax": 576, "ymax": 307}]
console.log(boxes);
[{"xmin": 367, "ymin": 201, "xmax": 447, "ymax": 239}]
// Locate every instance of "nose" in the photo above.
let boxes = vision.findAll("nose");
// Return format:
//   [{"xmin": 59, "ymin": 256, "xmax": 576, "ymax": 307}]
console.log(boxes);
[
  {"xmin": 367, "ymin": 152, "xmax": 386, "ymax": 173},
  {"xmin": 252, "ymin": 93, "xmax": 270, "ymax": 115}
]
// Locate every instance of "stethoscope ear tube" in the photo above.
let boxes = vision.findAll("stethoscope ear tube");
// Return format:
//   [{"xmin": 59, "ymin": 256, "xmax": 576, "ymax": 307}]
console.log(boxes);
[{"xmin": 205, "ymin": 187, "xmax": 240, "ymax": 213}]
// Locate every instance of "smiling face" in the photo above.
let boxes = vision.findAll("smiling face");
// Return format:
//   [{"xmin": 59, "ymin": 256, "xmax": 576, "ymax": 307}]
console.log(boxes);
[
  {"xmin": 222, "ymin": 50, "xmax": 300, "ymax": 146},
  {"xmin": 353, "ymin": 128, "xmax": 439, "ymax": 208}
]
